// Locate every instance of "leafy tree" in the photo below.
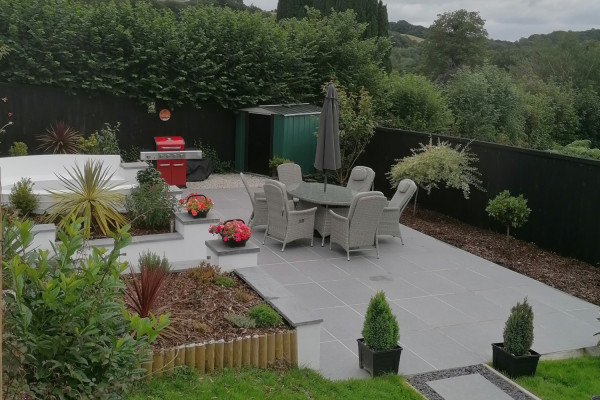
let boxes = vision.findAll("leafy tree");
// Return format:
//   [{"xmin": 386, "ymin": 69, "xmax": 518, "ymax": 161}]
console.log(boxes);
[
  {"xmin": 549, "ymin": 139, "xmax": 600, "ymax": 160},
  {"xmin": 333, "ymin": 81, "xmax": 376, "ymax": 185},
  {"xmin": 388, "ymin": 137, "xmax": 484, "ymax": 200},
  {"xmin": 378, "ymin": 72, "xmax": 451, "ymax": 133},
  {"xmin": 445, "ymin": 65, "xmax": 524, "ymax": 144},
  {"xmin": 389, "ymin": 20, "xmax": 427, "ymax": 38},
  {"xmin": 422, "ymin": 9, "xmax": 488, "ymax": 81},
  {"xmin": 486, "ymin": 190, "xmax": 531, "ymax": 237}
]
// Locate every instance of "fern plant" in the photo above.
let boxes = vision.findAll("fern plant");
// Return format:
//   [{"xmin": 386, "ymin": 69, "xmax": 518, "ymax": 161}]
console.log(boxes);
[
  {"xmin": 503, "ymin": 298, "xmax": 534, "ymax": 356},
  {"xmin": 362, "ymin": 291, "xmax": 399, "ymax": 352},
  {"xmin": 44, "ymin": 159, "xmax": 128, "ymax": 238}
]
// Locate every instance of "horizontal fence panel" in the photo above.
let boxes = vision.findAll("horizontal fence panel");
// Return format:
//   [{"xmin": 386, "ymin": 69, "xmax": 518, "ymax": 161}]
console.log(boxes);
[{"xmin": 359, "ymin": 128, "xmax": 600, "ymax": 265}]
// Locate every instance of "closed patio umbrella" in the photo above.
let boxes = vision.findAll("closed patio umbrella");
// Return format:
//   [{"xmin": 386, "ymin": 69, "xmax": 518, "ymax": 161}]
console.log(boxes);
[{"xmin": 314, "ymin": 83, "xmax": 341, "ymax": 192}]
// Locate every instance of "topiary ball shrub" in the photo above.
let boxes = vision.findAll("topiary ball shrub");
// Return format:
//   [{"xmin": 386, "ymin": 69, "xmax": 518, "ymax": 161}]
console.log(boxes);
[
  {"xmin": 247, "ymin": 304, "xmax": 282, "ymax": 328},
  {"xmin": 503, "ymin": 297, "xmax": 534, "ymax": 356},
  {"xmin": 9, "ymin": 177, "xmax": 38, "ymax": 216},
  {"xmin": 136, "ymin": 166, "xmax": 164, "ymax": 187},
  {"xmin": 486, "ymin": 190, "xmax": 531, "ymax": 237},
  {"xmin": 362, "ymin": 291, "xmax": 399, "ymax": 352}
]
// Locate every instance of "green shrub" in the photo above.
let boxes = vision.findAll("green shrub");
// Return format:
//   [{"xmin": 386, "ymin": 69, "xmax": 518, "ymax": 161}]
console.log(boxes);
[
  {"xmin": 136, "ymin": 165, "xmax": 164, "ymax": 187},
  {"xmin": 2, "ymin": 218, "xmax": 169, "ymax": 399},
  {"xmin": 225, "ymin": 313, "xmax": 256, "ymax": 328},
  {"xmin": 193, "ymin": 138, "xmax": 233, "ymax": 173},
  {"xmin": 388, "ymin": 137, "xmax": 484, "ymax": 200},
  {"xmin": 379, "ymin": 72, "xmax": 451, "ymax": 133},
  {"xmin": 9, "ymin": 177, "xmax": 38, "ymax": 216},
  {"xmin": 268, "ymin": 155, "xmax": 292, "ymax": 171},
  {"xmin": 361, "ymin": 291, "xmax": 399, "ymax": 352},
  {"xmin": 95, "ymin": 122, "xmax": 121, "ymax": 155},
  {"xmin": 247, "ymin": 304, "xmax": 282, "ymax": 328},
  {"xmin": 503, "ymin": 298, "xmax": 534, "ymax": 356},
  {"xmin": 8, "ymin": 141, "xmax": 27, "ymax": 156},
  {"xmin": 121, "ymin": 145, "xmax": 141, "ymax": 162},
  {"xmin": 124, "ymin": 181, "xmax": 178, "ymax": 229},
  {"xmin": 486, "ymin": 190, "xmax": 531, "ymax": 237},
  {"xmin": 549, "ymin": 139, "xmax": 600, "ymax": 160},
  {"xmin": 78, "ymin": 133, "xmax": 100, "ymax": 154},
  {"xmin": 215, "ymin": 275, "xmax": 234, "ymax": 288}
]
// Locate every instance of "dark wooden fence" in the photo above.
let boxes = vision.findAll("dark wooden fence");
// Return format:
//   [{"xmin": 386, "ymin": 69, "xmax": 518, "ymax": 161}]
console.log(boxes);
[
  {"xmin": 359, "ymin": 128, "xmax": 600, "ymax": 266},
  {"xmin": 0, "ymin": 83, "xmax": 235, "ymax": 158}
]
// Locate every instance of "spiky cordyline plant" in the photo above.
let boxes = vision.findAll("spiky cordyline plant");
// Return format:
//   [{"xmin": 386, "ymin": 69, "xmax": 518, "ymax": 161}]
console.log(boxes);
[
  {"xmin": 45, "ymin": 159, "xmax": 128, "ymax": 238},
  {"xmin": 124, "ymin": 252, "xmax": 171, "ymax": 318},
  {"xmin": 37, "ymin": 121, "xmax": 82, "ymax": 154}
]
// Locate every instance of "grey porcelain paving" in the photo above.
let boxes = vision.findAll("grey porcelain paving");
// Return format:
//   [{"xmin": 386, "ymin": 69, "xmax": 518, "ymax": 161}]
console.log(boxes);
[
  {"xmin": 428, "ymin": 374, "xmax": 515, "ymax": 400},
  {"xmin": 197, "ymin": 186, "xmax": 599, "ymax": 398}
]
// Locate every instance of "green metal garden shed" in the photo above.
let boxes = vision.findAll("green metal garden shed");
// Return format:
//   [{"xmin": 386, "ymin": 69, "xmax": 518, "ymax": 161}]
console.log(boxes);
[{"xmin": 235, "ymin": 104, "xmax": 321, "ymax": 175}]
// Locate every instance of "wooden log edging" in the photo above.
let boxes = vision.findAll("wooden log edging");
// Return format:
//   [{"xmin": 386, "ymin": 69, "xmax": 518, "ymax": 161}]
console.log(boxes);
[{"xmin": 144, "ymin": 331, "xmax": 297, "ymax": 377}]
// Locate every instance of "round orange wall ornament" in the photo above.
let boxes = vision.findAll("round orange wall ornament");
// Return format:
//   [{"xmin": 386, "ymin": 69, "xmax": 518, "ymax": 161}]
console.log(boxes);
[{"xmin": 159, "ymin": 109, "xmax": 171, "ymax": 121}]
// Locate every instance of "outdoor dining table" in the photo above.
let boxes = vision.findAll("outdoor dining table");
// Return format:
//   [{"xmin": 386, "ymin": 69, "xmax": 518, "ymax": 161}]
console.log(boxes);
[{"xmin": 286, "ymin": 182, "xmax": 355, "ymax": 246}]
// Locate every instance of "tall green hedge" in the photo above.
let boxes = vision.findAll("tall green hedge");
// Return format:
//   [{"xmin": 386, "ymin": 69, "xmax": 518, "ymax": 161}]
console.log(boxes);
[{"xmin": 0, "ymin": 0, "xmax": 389, "ymax": 109}]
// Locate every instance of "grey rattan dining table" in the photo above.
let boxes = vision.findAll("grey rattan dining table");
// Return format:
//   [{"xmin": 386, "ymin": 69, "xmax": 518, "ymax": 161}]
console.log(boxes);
[{"xmin": 287, "ymin": 182, "xmax": 355, "ymax": 246}]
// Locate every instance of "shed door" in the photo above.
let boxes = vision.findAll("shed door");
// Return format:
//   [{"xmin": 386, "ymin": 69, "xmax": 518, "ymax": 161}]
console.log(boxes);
[{"xmin": 246, "ymin": 113, "xmax": 272, "ymax": 175}]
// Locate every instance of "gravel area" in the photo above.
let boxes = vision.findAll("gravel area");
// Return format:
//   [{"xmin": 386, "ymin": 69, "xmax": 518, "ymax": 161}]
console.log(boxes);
[
  {"xmin": 186, "ymin": 173, "xmax": 268, "ymax": 190},
  {"xmin": 406, "ymin": 364, "xmax": 536, "ymax": 400}
]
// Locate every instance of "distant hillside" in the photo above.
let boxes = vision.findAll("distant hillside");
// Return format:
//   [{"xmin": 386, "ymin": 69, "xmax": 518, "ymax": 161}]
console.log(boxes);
[
  {"xmin": 520, "ymin": 28, "xmax": 600, "ymax": 44},
  {"xmin": 389, "ymin": 20, "xmax": 427, "ymax": 38}
]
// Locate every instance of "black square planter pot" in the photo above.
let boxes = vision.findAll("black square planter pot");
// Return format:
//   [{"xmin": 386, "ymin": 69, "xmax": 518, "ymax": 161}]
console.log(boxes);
[
  {"xmin": 357, "ymin": 338, "xmax": 402, "ymax": 377},
  {"xmin": 492, "ymin": 342, "xmax": 541, "ymax": 377}
]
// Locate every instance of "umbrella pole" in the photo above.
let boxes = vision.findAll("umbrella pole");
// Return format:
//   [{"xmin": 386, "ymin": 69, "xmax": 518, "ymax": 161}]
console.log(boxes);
[{"xmin": 324, "ymin": 174, "xmax": 327, "ymax": 192}]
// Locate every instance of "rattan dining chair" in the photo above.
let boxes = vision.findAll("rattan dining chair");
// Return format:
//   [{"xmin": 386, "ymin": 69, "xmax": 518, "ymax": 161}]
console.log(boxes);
[
  {"xmin": 377, "ymin": 179, "xmax": 417, "ymax": 244},
  {"xmin": 277, "ymin": 163, "xmax": 303, "ymax": 186},
  {"xmin": 329, "ymin": 191, "xmax": 387, "ymax": 261},
  {"xmin": 346, "ymin": 166, "xmax": 375, "ymax": 192},
  {"xmin": 263, "ymin": 180, "xmax": 317, "ymax": 251},
  {"xmin": 240, "ymin": 172, "xmax": 268, "ymax": 228}
]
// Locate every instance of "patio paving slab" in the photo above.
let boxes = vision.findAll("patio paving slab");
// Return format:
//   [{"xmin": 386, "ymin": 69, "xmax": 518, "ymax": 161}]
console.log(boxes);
[{"xmin": 190, "ymin": 185, "xmax": 598, "ymax": 399}]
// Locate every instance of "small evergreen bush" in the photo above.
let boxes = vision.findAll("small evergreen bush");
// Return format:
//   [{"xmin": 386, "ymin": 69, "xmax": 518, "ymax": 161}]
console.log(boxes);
[
  {"xmin": 362, "ymin": 291, "xmax": 399, "ymax": 352},
  {"xmin": 226, "ymin": 313, "xmax": 256, "ymax": 328},
  {"xmin": 125, "ymin": 181, "xmax": 178, "ymax": 229},
  {"xmin": 268, "ymin": 155, "xmax": 292, "ymax": 171},
  {"xmin": 194, "ymin": 138, "xmax": 233, "ymax": 173},
  {"xmin": 486, "ymin": 190, "xmax": 531, "ymax": 237},
  {"xmin": 503, "ymin": 298, "xmax": 534, "ymax": 356},
  {"xmin": 78, "ymin": 133, "xmax": 99, "ymax": 154},
  {"xmin": 95, "ymin": 122, "xmax": 121, "ymax": 155},
  {"xmin": 247, "ymin": 304, "xmax": 282, "ymax": 328},
  {"xmin": 8, "ymin": 141, "xmax": 27, "ymax": 156},
  {"xmin": 137, "ymin": 165, "xmax": 164, "ymax": 187},
  {"xmin": 215, "ymin": 275, "xmax": 234, "ymax": 288},
  {"xmin": 9, "ymin": 177, "xmax": 38, "ymax": 216}
]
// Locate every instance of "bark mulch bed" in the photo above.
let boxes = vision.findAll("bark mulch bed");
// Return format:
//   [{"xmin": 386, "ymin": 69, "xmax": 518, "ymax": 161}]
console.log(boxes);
[
  {"xmin": 402, "ymin": 207, "xmax": 600, "ymax": 306},
  {"xmin": 145, "ymin": 266, "xmax": 292, "ymax": 349}
]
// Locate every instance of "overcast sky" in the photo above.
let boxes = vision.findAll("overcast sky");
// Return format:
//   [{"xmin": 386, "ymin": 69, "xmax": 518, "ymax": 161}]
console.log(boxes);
[{"xmin": 244, "ymin": 0, "xmax": 599, "ymax": 41}]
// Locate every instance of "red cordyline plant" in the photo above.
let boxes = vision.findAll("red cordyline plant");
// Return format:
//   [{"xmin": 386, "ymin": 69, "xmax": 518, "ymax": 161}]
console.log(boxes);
[
  {"xmin": 179, "ymin": 193, "xmax": 213, "ymax": 216},
  {"xmin": 124, "ymin": 251, "xmax": 171, "ymax": 318},
  {"xmin": 209, "ymin": 219, "xmax": 252, "ymax": 243},
  {"xmin": 37, "ymin": 121, "xmax": 82, "ymax": 154}
]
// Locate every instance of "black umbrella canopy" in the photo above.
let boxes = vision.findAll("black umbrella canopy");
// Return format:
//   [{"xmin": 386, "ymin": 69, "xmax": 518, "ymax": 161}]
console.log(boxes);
[{"xmin": 314, "ymin": 83, "xmax": 341, "ymax": 175}]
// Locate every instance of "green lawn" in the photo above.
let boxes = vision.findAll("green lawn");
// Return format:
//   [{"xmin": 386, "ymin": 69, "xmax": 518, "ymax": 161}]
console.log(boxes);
[
  {"xmin": 514, "ymin": 356, "xmax": 600, "ymax": 400},
  {"xmin": 127, "ymin": 367, "xmax": 424, "ymax": 400}
]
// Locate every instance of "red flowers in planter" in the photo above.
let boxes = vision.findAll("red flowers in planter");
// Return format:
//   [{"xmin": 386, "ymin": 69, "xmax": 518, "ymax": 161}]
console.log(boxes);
[
  {"xmin": 179, "ymin": 193, "xmax": 213, "ymax": 216},
  {"xmin": 209, "ymin": 219, "xmax": 252, "ymax": 243}
]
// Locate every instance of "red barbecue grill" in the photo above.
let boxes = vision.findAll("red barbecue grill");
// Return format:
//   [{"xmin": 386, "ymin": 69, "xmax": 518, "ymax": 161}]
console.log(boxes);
[{"xmin": 140, "ymin": 137, "xmax": 202, "ymax": 187}]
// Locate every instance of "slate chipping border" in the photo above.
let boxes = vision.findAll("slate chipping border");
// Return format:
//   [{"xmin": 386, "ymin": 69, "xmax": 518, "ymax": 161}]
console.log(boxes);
[{"xmin": 405, "ymin": 364, "xmax": 536, "ymax": 400}]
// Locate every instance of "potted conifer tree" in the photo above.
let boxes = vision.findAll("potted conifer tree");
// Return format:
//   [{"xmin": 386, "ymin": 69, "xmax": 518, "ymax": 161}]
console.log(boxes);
[
  {"xmin": 357, "ymin": 291, "xmax": 402, "ymax": 377},
  {"xmin": 492, "ymin": 297, "xmax": 540, "ymax": 377}
]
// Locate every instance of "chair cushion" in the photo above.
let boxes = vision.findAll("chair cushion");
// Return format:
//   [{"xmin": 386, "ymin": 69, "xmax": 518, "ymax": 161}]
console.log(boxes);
[
  {"xmin": 397, "ymin": 179, "xmax": 412, "ymax": 193},
  {"xmin": 350, "ymin": 167, "xmax": 367, "ymax": 181}
]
